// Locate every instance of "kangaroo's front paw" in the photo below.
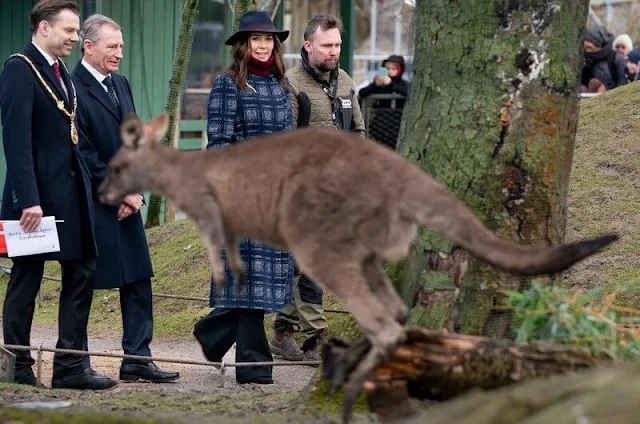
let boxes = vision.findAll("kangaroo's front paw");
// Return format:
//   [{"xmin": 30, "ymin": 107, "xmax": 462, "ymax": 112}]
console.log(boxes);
[
  {"xmin": 212, "ymin": 270, "xmax": 227, "ymax": 288},
  {"xmin": 234, "ymin": 266, "xmax": 247, "ymax": 292},
  {"xmin": 341, "ymin": 324, "xmax": 406, "ymax": 423},
  {"xmin": 323, "ymin": 337, "xmax": 371, "ymax": 395},
  {"xmin": 395, "ymin": 302, "xmax": 409, "ymax": 325},
  {"xmin": 341, "ymin": 345, "xmax": 387, "ymax": 424}
]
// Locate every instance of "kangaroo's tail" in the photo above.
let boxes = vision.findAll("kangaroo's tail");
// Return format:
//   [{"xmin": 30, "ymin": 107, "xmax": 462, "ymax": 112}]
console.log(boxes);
[{"xmin": 409, "ymin": 173, "xmax": 618, "ymax": 276}]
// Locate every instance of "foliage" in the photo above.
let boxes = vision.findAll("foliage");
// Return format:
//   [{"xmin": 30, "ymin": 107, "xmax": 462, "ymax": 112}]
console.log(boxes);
[{"xmin": 504, "ymin": 281, "xmax": 640, "ymax": 361}]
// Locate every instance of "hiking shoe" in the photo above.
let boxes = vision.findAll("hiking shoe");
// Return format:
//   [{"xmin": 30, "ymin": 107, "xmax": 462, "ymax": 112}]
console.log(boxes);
[
  {"xmin": 269, "ymin": 332, "xmax": 304, "ymax": 361},
  {"xmin": 302, "ymin": 349, "xmax": 321, "ymax": 367}
]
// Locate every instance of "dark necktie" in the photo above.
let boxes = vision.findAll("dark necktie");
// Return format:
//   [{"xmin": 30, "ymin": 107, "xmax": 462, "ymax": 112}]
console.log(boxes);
[
  {"xmin": 103, "ymin": 75, "xmax": 120, "ymax": 108},
  {"xmin": 51, "ymin": 62, "xmax": 68, "ymax": 101}
]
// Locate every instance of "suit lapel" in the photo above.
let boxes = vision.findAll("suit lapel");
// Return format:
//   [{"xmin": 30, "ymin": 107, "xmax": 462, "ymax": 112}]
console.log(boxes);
[
  {"xmin": 90, "ymin": 82, "xmax": 121, "ymax": 120},
  {"xmin": 41, "ymin": 63, "xmax": 69, "ymax": 104},
  {"xmin": 58, "ymin": 61, "xmax": 75, "ymax": 111},
  {"xmin": 24, "ymin": 43, "xmax": 69, "ymax": 107},
  {"xmin": 113, "ymin": 75, "xmax": 133, "ymax": 116},
  {"xmin": 76, "ymin": 63, "xmax": 121, "ymax": 120}
]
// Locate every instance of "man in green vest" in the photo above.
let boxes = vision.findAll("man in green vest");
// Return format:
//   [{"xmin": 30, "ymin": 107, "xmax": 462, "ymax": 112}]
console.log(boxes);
[{"xmin": 271, "ymin": 13, "xmax": 365, "ymax": 363}]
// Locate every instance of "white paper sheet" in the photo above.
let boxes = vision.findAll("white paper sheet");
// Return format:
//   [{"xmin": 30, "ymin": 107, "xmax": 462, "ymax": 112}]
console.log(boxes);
[{"xmin": 1, "ymin": 216, "xmax": 61, "ymax": 257}]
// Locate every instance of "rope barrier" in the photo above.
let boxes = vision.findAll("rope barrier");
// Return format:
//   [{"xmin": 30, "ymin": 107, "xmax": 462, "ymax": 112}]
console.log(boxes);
[
  {"xmin": 0, "ymin": 264, "xmax": 351, "ymax": 314},
  {"xmin": 1, "ymin": 343, "xmax": 321, "ymax": 388}
]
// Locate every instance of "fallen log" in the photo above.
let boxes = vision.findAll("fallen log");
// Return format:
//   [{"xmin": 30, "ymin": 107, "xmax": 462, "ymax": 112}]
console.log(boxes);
[
  {"xmin": 401, "ymin": 361, "xmax": 640, "ymax": 424},
  {"xmin": 321, "ymin": 327, "xmax": 606, "ymax": 421}
]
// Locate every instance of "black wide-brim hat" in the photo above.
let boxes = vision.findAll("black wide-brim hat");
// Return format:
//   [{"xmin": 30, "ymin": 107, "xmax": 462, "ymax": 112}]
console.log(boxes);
[{"xmin": 225, "ymin": 10, "xmax": 289, "ymax": 46}]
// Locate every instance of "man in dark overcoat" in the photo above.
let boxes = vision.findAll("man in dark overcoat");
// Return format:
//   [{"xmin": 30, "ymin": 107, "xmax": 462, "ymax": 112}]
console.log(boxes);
[
  {"xmin": 0, "ymin": 0, "xmax": 116, "ymax": 389},
  {"xmin": 71, "ymin": 13, "xmax": 178, "ymax": 383}
]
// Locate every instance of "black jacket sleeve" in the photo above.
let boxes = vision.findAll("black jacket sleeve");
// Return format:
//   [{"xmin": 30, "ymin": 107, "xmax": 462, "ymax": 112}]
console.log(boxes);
[{"xmin": 0, "ymin": 58, "xmax": 40, "ymax": 210}]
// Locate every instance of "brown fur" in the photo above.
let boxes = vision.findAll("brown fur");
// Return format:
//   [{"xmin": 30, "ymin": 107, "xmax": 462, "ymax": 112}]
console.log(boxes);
[{"xmin": 98, "ymin": 113, "xmax": 617, "ymax": 422}]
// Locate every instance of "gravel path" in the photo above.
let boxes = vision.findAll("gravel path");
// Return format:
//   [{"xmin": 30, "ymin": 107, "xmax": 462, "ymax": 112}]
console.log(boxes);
[{"xmin": 2, "ymin": 325, "xmax": 317, "ymax": 394}]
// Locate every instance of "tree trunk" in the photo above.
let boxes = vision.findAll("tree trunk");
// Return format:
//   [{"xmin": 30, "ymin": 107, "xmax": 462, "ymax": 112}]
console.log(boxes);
[
  {"xmin": 145, "ymin": 0, "xmax": 200, "ymax": 228},
  {"xmin": 400, "ymin": 361, "xmax": 639, "ymax": 424},
  {"xmin": 390, "ymin": 0, "xmax": 590, "ymax": 338},
  {"xmin": 321, "ymin": 328, "xmax": 602, "ymax": 421},
  {"xmin": 233, "ymin": 0, "xmax": 254, "ymax": 30}
]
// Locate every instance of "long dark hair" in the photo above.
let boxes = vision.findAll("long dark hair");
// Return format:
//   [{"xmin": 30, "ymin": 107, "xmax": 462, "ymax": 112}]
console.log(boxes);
[{"xmin": 225, "ymin": 33, "xmax": 289, "ymax": 91}]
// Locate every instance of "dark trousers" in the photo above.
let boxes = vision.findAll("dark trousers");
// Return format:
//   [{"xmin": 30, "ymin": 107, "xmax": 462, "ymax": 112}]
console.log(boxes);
[
  {"xmin": 82, "ymin": 278, "xmax": 153, "ymax": 368},
  {"xmin": 193, "ymin": 308, "xmax": 272, "ymax": 383},
  {"xmin": 2, "ymin": 259, "xmax": 95, "ymax": 378}
]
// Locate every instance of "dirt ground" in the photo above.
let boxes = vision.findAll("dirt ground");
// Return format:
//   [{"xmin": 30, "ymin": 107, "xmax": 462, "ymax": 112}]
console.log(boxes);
[
  {"xmin": 0, "ymin": 326, "xmax": 377, "ymax": 423},
  {"xmin": 0, "ymin": 326, "xmax": 316, "ymax": 392}
]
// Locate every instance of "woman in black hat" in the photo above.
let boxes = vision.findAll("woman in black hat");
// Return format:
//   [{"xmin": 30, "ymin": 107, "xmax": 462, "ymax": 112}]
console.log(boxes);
[{"xmin": 193, "ymin": 10, "xmax": 294, "ymax": 385}]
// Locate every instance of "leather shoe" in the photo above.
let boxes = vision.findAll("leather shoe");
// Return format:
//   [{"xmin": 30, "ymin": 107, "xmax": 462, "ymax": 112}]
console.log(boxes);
[
  {"xmin": 85, "ymin": 367, "xmax": 110, "ymax": 380},
  {"xmin": 51, "ymin": 369, "xmax": 118, "ymax": 390},
  {"xmin": 14, "ymin": 369, "xmax": 37, "ymax": 386},
  {"xmin": 237, "ymin": 376, "xmax": 273, "ymax": 385},
  {"xmin": 119, "ymin": 362, "xmax": 180, "ymax": 383}
]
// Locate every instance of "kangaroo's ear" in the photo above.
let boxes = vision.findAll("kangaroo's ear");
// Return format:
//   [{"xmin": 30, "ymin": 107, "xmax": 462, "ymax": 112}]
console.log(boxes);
[
  {"xmin": 120, "ymin": 113, "xmax": 145, "ymax": 149},
  {"xmin": 144, "ymin": 112, "xmax": 170, "ymax": 143}
]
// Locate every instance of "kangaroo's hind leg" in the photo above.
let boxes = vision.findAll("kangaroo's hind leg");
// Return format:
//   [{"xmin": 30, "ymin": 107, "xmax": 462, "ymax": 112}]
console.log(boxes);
[
  {"xmin": 191, "ymin": 195, "xmax": 228, "ymax": 288},
  {"xmin": 362, "ymin": 254, "xmax": 408, "ymax": 324},
  {"xmin": 225, "ymin": 232, "xmax": 247, "ymax": 293},
  {"xmin": 295, "ymin": 247, "xmax": 406, "ymax": 424}
]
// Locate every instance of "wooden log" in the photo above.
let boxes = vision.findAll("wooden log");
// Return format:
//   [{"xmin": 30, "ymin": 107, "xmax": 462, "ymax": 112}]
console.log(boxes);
[
  {"xmin": 321, "ymin": 327, "xmax": 605, "ymax": 421},
  {"xmin": 400, "ymin": 362, "xmax": 640, "ymax": 424}
]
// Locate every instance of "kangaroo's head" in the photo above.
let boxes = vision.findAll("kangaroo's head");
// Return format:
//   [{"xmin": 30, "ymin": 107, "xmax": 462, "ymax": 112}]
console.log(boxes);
[{"xmin": 98, "ymin": 112, "xmax": 169, "ymax": 206}]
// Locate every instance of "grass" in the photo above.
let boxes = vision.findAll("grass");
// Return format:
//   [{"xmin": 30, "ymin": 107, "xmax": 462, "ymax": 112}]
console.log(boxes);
[
  {"xmin": 0, "ymin": 219, "xmax": 357, "ymax": 343},
  {"xmin": 563, "ymin": 82, "xmax": 640, "ymax": 313},
  {"xmin": 0, "ymin": 385, "xmax": 367, "ymax": 424}
]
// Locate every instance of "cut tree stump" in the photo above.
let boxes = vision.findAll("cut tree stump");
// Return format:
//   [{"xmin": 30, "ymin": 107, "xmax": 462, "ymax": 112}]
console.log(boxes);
[{"xmin": 321, "ymin": 327, "xmax": 606, "ymax": 422}]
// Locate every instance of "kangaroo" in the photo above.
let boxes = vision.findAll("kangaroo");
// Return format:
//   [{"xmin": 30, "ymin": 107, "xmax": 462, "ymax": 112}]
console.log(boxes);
[{"xmin": 98, "ymin": 113, "xmax": 617, "ymax": 423}]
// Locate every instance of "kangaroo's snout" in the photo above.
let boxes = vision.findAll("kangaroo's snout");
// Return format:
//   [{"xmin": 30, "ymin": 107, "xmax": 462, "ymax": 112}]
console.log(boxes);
[{"xmin": 97, "ymin": 178, "xmax": 121, "ymax": 206}]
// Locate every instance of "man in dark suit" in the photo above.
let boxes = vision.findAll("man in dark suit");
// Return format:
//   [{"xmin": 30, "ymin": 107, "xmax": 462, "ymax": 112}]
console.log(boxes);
[
  {"xmin": 71, "ymin": 13, "xmax": 179, "ymax": 383},
  {"xmin": 0, "ymin": 0, "xmax": 116, "ymax": 389}
]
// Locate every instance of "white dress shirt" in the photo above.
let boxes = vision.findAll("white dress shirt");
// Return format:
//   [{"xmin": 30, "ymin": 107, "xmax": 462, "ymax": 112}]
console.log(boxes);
[
  {"xmin": 31, "ymin": 39, "xmax": 69, "ymax": 99},
  {"xmin": 81, "ymin": 59, "xmax": 111, "ymax": 93}
]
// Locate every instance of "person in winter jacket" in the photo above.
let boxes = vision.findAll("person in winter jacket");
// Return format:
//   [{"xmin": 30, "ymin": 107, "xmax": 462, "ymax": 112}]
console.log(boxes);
[
  {"xmin": 358, "ymin": 54, "xmax": 409, "ymax": 150},
  {"xmin": 613, "ymin": 33, "xmax": 633, "ymax": 57},
  {"xmin": 626, "ymin": 47, "xmax": 640, "ymax": 82},
  {"xmin": 193, "ymin": 10, "xmax": 295, "ymax": 386},
  {"xmin": 582, "ymin": 25, "xmax": 628, "ymax": 90}
]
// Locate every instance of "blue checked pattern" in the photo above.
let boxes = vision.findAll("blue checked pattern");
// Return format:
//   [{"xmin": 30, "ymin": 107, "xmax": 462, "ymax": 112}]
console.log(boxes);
[
  {"xmin": 211, "ymin": 237, "xmax": 294, "ymax": 312},
  {"xmin": 206, "ymin": 73, "xmax": 295, "ymax": 312},
  {"xmin": 207, "ymin": 73, "xmax": 294, "ymax": 148}
]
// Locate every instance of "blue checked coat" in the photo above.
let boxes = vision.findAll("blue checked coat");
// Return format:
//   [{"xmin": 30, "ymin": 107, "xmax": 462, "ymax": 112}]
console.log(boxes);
[{"xmin": 206, "ymin": 72, "xmax": 295, "ymax": 312}]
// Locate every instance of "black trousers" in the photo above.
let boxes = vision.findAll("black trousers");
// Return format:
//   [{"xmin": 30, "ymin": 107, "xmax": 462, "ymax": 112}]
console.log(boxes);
[
  {"xmin": 2, "ymin": 259, "xmax": 95, "ymax": 378},
  {"xmin": 82, "ymin": 278, "xmax": 154, "ymax": 368},
  {"xmin": 193, "ymin": 308, "xmax": 272, "ymax": 383}
]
